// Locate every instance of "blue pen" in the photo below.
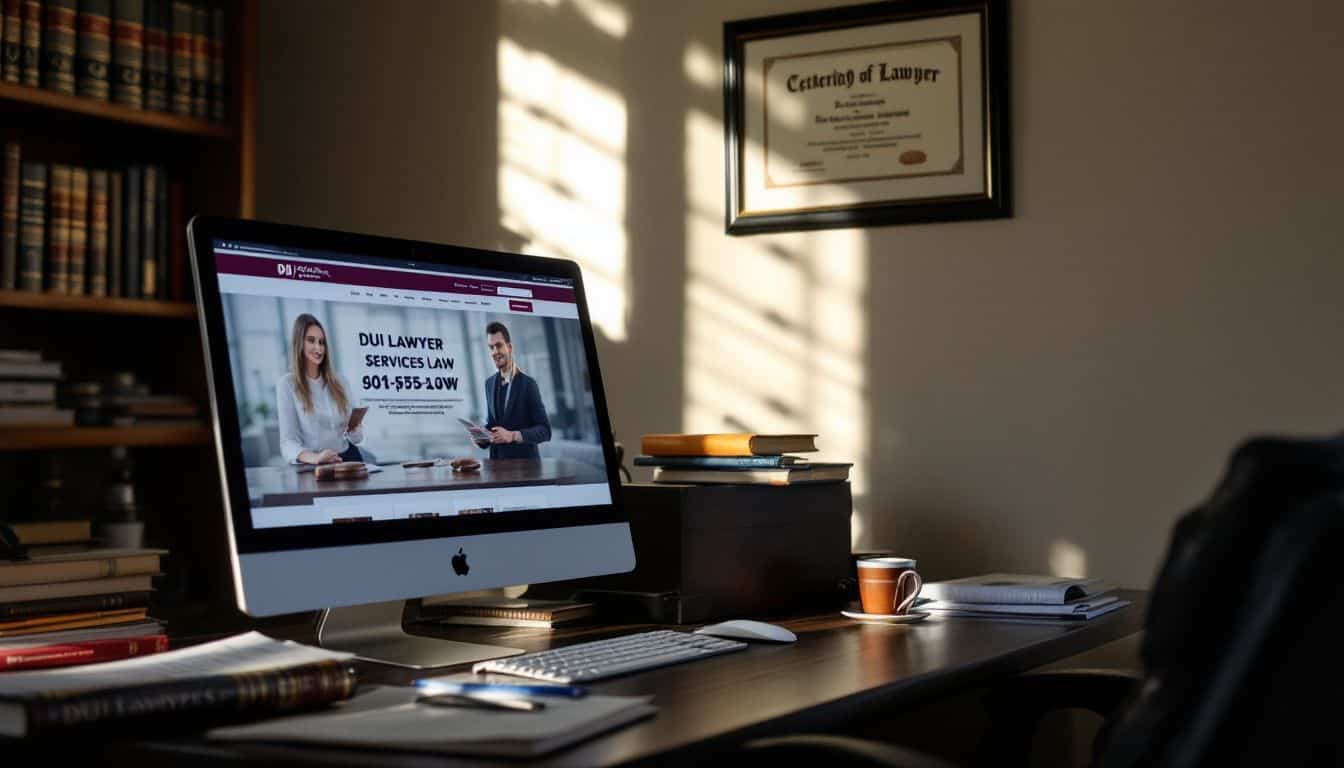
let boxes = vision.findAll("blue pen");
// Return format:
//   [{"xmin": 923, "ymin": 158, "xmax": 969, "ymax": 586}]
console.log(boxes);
[{"xmin": 414, "ymin": 680, "xmax": 589, "ymax": 699}]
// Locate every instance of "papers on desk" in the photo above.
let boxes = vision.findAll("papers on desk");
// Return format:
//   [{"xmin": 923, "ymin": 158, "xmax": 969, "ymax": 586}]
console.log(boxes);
[
  {"xmin": 919, "ymin": 574, "xmax": 1128, "ymax": 622},
  {"xmin": 209, "ymin": 684, "xmax": 657, "ymax": 758}
]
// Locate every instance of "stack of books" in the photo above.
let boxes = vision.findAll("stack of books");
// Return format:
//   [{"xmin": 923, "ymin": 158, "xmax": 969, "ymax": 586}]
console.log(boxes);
[
  {"xmin": 637, "ymin": 433, "xmax": 851, "ymax": 486},
  {"xmin": 0, "ymin": 349, "xmax": 68, "ymax": 426},
  {"xmin": 62, "ymin": 371, "xmax": 200, "ymax": 427},
  {"xmin": 0, "ymin": 519, "xmax": 167, "ymax": 671},
  {"xmin": 0, "ymin": 0, "xmax": 230, "ymax": 122},
  {"xmin": 419, "ymin": 595, "xmax": 595, "ymax": 629},
  {"xmin": 1, "ymin": 142, "xmax": 190, "ymax": 300},
  {"xmin": 919, "ymin": 574, "xmax": 1130, "ymax": 623}
]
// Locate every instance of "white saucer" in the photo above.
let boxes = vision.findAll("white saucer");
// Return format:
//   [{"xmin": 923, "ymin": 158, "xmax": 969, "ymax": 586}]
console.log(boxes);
[{"xmin": 841, "ymin": 609, "xmax": 930, "ymax": 624}]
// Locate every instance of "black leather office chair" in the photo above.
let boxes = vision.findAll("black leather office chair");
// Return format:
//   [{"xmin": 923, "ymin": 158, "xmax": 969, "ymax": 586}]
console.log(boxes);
[{"xmin": 740, "ymin": 435, "xmax": 1344, "ymax": 768}]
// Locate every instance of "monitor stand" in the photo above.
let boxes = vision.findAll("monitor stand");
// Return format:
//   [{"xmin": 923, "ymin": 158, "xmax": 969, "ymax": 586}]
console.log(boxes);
[{"xmin": 315, "ymin": 600, "xmax": 525, "ymax": 669}]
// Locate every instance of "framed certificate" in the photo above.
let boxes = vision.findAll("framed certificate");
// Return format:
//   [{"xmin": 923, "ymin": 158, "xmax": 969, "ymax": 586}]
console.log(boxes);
[{"xmin": 724, "ymin": 0, "xmax": 1009, "ymax": 234}]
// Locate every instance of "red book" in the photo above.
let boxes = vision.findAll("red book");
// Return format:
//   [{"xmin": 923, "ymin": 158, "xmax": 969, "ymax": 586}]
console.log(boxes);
[{"xmin": 0, "ymin": 634, "xmax": 169, "ymax": 672}]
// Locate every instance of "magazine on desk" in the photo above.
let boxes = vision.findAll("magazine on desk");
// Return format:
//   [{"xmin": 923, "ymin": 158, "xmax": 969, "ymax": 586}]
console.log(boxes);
[{"xmin": 921, "ymin": 574, "xmax": 1113, "ymax": 605}]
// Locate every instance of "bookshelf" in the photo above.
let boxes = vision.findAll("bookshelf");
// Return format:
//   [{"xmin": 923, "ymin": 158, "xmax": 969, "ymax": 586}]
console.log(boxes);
[{"xmin": 0, "ymin": 0, "xmax": 257, "ymax": 626}]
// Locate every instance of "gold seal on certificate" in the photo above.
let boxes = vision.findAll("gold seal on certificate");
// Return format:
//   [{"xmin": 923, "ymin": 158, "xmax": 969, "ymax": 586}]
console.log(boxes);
[{"xmin": 724, "ymin": 0, "xmax": 1009, "ymax": 233}]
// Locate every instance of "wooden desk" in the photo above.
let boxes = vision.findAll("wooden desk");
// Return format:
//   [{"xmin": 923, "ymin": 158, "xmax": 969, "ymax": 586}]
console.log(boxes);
[
  {"xmin": 245, "ymin": 459, "xmax": 607, "ymax": 508},
  {"xmin": 125, "ymin": 592, "xmax": 1146, "ymax": 766}
]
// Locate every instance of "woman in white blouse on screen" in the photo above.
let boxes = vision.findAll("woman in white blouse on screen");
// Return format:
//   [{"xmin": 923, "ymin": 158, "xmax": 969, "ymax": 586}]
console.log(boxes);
[{"xmin": 276, "ymin": 313, "xmax": 364, "ymax": 464}]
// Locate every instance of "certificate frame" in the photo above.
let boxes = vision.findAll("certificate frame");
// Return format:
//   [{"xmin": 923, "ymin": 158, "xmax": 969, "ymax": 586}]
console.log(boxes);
[{"xmin": 723, "ymin": 0, "xmax": 1009, "ymax": 234}]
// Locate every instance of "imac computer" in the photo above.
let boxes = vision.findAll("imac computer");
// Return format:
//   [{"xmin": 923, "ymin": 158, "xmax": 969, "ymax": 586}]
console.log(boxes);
[{"xmin": 188, "ymin": 217, "xmax": 635, "ymax": 668}]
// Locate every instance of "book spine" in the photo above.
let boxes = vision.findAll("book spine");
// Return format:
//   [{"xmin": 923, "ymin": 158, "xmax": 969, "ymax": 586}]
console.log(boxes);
[
  {"xmin": 1, "ymin": 142, "xmax": 18, "ymax": 290},
  {"xmin": 0, "ymin": 591, "xmax": 148, "ymax": 619},
  {"xmin": 2, "ymin": 0, "xmax": 21, "ymax": 82},
  {"xmin": 633, "ymin": 455, "xmax": 802, "ymax": 469},
  {"xmin": 121, "ymin": 164, "xmax": 138, "ymax": 298},
  {"xmin": 207, "ymin": 1, "xmax": 222, "ymax": 121},
  {"xmin": 66, "ymin": 165, "xmax": 87, "ymax": 295},
  {"xmin": 166, "ymin": 178, "xmax": 183, "ymax": 299},
  {"xmin": 187, "ymin": 0, "xmax": 202, "ymax": 117},
  {"xmin": 40, "ymin": 0, "xmax": 76, "ymax": 94},
  {"xmin": 17, "ymin": 161, "xmax": 45, "ymax": 291},
  {"xmin": 167, "ymin": 0, "xmax": 187, "ymax": 114},
  {"xmin": 0, "ymin": 380, "xmax": 56, "ymax": 401},
  {"xmin": 45, "ymin": 163, "xmax": 70, "ymax": 294},
  {"xmin": 154, "ymin": 163, "xmax": 165, "ymax": 297},
  {"xmin": 19, "ymin": 0, "xmax": 40, "ymax": 86},
  {"xmin": 139, "ymin": 163, "xmax": 154, "ymax": 297},
  {"xmin": 75, "ymin": 0, "xmax": 110, "ymax": 99},
  {"xmin": 109, "ymin": 0, "xmax": 142, "ymax": 108},
  {"xmin": 641, "ymin": 434, "xmax": 755, "ymax": 457},
  {"xmin": 87, "ymin": 169, "xmax": 107, "ymax": 296},
  {"xmin": 24, "ymin": 660, "xmax": 358, "ymax": 736},
  {"xmin": 107, "ymin": 168, "xmax": 121, "ymax": 296},
  {"xmin": 0, "ymin": 634, "xmax": 167, "ymax": 672},
  {"xmin": 140, "ymin": 0, "xmax": 164, "ymax": 109}
]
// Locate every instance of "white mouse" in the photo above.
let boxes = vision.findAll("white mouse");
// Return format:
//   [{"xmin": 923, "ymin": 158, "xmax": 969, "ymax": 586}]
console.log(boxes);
[{"xmin": 693, "ymin": 619, "xmax": 797, "ymax": 643}]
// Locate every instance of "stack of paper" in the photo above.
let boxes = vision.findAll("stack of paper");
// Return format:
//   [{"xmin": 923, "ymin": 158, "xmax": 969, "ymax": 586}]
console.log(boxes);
[{"xmin": 919, "ymin": 574, "xmax": 1129, "ymax": 623}]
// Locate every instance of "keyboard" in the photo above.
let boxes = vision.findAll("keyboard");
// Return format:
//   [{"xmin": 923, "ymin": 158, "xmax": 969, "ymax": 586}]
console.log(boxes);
[{"xmin": 472, "ymin": 630, "xmax": 749, "ymax": 683}]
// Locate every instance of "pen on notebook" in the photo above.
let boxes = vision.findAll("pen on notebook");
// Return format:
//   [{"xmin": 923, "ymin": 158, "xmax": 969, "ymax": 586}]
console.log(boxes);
[
  {"xmin": 416, "ymin": 692, "xmax": 544, "ymax": 712},
  {"xmin": 414, "ymin": 680, "xmax": 589, "ymax": 698}
]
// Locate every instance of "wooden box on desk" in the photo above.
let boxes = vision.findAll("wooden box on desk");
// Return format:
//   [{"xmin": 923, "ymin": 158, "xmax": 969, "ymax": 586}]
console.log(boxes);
[{"xmin": 528, "ymin": 482, "xmax": 853, "ymax": 623}]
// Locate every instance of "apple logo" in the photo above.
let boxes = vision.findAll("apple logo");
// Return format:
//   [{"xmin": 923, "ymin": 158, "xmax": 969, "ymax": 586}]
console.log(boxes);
[{"xmin": 451, "ymin": 548, "xmax": 470, "ymax": 575}]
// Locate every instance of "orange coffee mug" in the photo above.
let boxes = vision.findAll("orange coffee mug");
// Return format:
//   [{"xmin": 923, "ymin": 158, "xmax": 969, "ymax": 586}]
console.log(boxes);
[{"xmin": 856, "ymin": 557, "xmax": 922, "ymax": 615}]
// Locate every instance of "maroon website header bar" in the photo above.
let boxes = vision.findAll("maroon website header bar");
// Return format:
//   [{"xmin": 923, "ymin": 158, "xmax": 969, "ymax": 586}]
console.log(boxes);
[{"xmin": 215, "ymin": 252, "xmax": 578, "ymax": 303}]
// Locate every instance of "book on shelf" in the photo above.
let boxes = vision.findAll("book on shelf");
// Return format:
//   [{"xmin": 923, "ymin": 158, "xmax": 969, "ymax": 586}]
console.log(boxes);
[
  {"xmin": 0, "ymin": 546, "xmax": 165, "ymax": 587},
  {"xmin": 0, "ymin": 406, "xmax": 75, "ymax": 425},
  {"xmin": 47, "ymin": 163, "xmax": 72, "ymax": 293},
  {"xmin": 41, "ymin": 0, "xmax": 78, "ymax": 96},
  {"xmin": 0, "ymin": 589, "xmax": 149, "ymax": 620},
  {"xmin": 75, "ymin": 0, "xmax": 112, "ymax": 100},
  {"xmin": 67, "ymin": 166, "xmax": 88, "ymax": 295},
  {"xmin": 0, "ymin": 358, "xmax": 61, "ymax": 378},
  {"xmin": 88, "ymin": 169, "xmax": 108, "ymax": 296},
  {"xmin": 169, "ymin": 0, "xmax": 190, "ymax": 115},
  {"xmin": 0, "ymin": 632, "xmax": 168, "ymax": 671},
  {"xmin": 142, "ymin": 0, "xmax": 168, "ymax": 110},
  {"xmin": 140, "ymin": 164, "xmax": 156, "ymax": 297},
  {"xmin": 633, "ymin": 454, "xmax": 810, "ymax": 469},
  {"xmin": 421, "ymin": 596, "xmax": 595, "ymax": 628},
  {"xmin": 0, "ymin": 607, "xmax": 149, "ymax": 637},
  {"xmin": 111, "ymin": 0, "xmax": 144, "ymax": 109},
  {"xmin": 1, "ymin": 380, "xmax": 67, "ymax": 402},
  {"xmin": 209, "ymin": 683, "xmax": 656, "ymax": 759},
  {"xmin": 19, "ymin": 0, "xmax": 39, "ymax": 87},
  {"xmin": 0, "ymin": 572, "xmax": 155, "ymax": 603},
  {"xmin": 652, "ymin": 462, "xmax": 851, "ymax": 486},
  {"xmin": 123, "ymin": 163, "xmax": 139, "ymax": 297},
  {"xmin": 641, "ymin": 433, "xmax": 819, "ymax": 457},
  {"xmin": 1, "ymin": 142, "xmax": 17, "ymax": 291},
  {"xmin": 921, "ymin": 574, "xmax": 1114, "ymax": 606},
  {"xmin": 189, "ymin": 0, "xmax": 205, "ymax": 118},
  {"xmin": 154, "ymin": 162, "xmax": 166, "ymax": 296},
  {"xmin": 2, "ymin": 0, "xmax": 21, "ymax": 84},
  {"xmin": 208, "ymin": 3, "xmax": 225, "ymax": 121},
  {"xmin": 3, "ymin": 518, "xmax": 91, "ymax": 546},
  {"xmin": 108, "ymin": 168, "xmax": 122, "ymax": 296},
  {"xmin": 0, "ymin": 631, "xmax": 358, "ymax": 737},
  {"xmin": 17, "ymin": 160, "xmax": 44, "ymax": 291}
]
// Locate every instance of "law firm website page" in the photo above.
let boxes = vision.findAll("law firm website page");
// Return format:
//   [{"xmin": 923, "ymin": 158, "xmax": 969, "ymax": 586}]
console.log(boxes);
[{"xmin": 212, "ymin": 241, "xmax": 612, "ymax": 529}]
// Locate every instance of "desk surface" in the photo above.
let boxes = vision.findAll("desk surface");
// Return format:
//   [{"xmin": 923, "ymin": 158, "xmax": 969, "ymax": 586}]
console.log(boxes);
[
  {"xmin": 130, "ymin": 591, "xmax": 1146, "ymax": 767},
  {"xmin": 245, "ymin": 459, "xmax": 607, "ymax": 508}
]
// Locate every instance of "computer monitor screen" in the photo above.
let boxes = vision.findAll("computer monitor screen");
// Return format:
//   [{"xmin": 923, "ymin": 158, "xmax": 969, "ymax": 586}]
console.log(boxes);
[{"xmin": 189, "ymin": 218, "xmax": 633, "ymax": 617}]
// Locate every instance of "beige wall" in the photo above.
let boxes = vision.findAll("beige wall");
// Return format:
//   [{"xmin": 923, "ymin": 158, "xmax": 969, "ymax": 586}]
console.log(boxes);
[{"xmin": 258, "ymin": 0, "xmax": 1344, "ymax": 588}]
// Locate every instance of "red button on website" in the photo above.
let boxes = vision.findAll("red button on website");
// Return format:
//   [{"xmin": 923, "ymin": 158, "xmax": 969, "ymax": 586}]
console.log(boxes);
[{"xmin": 509, "ymin": 300, "xmax": 534, "ymax": 312}]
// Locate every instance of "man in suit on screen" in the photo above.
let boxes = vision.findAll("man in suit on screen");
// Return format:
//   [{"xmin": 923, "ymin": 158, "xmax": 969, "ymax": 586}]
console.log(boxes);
[{"xmin": 480, "ymin": 321, "xmax": 551, "ymax": 459}]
